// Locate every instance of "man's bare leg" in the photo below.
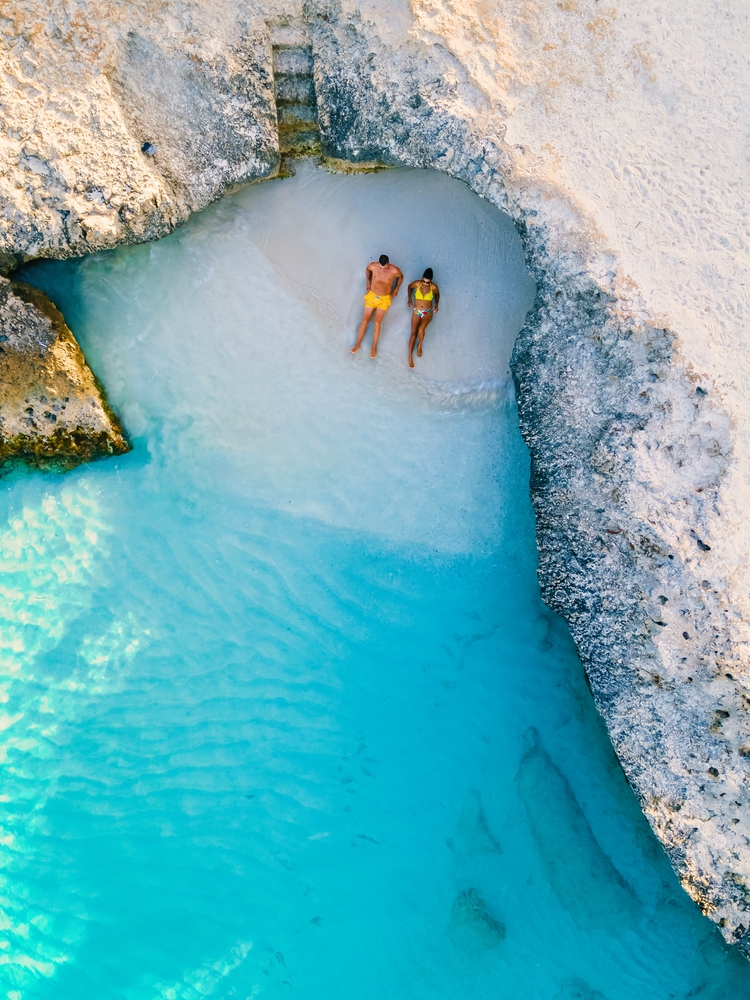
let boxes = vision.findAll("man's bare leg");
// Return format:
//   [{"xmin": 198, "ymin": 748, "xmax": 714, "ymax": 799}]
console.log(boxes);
[
  {"xmin": 352, "ymin": 307, "xmax": 375, "ymax": 353},
  {"xmin": 370, "ymin": 309, "xmax": 386, "ymax": 358}
]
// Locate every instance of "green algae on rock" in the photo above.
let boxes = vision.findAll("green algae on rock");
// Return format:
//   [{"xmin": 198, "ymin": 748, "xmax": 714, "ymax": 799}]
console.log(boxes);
[{"xmin": 0, "ymin": 277, "xmax": 130, "ymax": 472}]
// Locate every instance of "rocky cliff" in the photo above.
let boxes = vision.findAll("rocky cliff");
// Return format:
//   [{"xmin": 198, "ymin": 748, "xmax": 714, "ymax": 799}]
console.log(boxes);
[{"xmin": 2, "ymin": 0, "xmax": 749, "ymax": 953}]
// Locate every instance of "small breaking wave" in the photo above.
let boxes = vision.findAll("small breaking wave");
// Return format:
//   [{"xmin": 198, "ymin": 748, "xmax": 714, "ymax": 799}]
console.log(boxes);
[{"xmin": 420, "ymin": 374, "xmax": 516, "ymax": 409}]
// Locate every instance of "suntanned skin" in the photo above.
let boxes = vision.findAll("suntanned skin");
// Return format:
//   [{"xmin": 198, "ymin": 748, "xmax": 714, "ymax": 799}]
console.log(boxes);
[
  {"xmin": 351, "ymin": 260, "xmax": 404, "ymax": 358},
  {"xmin": 407, "ymin": 278, "xmax": 440, "ymax": 368}
]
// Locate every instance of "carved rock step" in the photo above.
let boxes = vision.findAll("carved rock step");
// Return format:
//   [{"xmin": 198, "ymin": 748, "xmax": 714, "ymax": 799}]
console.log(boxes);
[{"xmin": 272, "ymin": 44, "xmax": 322, "ymax": 159}]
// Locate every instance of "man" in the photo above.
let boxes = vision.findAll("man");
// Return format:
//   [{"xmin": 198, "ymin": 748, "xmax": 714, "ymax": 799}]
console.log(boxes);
[{"xmin": 351, "ymin": 254, "xmax": 403, "ymax": 358}]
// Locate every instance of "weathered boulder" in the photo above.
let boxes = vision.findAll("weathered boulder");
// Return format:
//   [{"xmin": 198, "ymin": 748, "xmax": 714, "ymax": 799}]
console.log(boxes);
[{"xmin": 0, "ymin": 278, "xmax": 129, "ymax": 470}]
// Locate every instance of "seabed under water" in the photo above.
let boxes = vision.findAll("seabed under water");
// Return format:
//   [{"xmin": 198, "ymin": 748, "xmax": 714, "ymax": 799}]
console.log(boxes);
[{"xmin": 8, "ymin": 165, "xmax": 749, "ymax": 999}]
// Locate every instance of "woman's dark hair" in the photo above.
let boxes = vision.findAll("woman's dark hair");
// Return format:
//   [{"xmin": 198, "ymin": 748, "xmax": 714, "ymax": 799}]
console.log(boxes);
[
  {"xmin": 423, "ymin": 268, "xmax": 434, "ymax": 280},
  {"xmin": 379, "ymin": 254, "xmax": 389, "ymax": 266}
]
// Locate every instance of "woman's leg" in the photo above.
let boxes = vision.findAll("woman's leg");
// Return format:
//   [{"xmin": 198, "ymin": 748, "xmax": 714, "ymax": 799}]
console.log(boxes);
[
  {"xmin": 417, "ymin": 312, "xmax": 433, "ymax": 356},
  {"xmin": 352, "ymin": 306, "xmax": 375, "ymax": 353},
  {"xmin": 408, "ymin": 311, "xmax": 420, "ymax": 367}
]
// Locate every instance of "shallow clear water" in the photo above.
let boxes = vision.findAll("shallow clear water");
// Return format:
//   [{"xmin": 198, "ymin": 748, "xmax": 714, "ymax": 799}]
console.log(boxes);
[{"xmin": 9, "ymin": 166, "xmax": 749, "ymax": 999}]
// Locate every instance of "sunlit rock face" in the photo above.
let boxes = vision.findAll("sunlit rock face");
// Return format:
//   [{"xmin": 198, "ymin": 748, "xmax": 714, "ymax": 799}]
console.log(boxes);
[
  {"xmin": 0, "ymin": 2, "xmax": 281, "ymax": 261},
  {"xmin": 2, "ymin": 0, "xmax": 750, "ymax": 954},
  {"xmin": 0, "ymin": 278, "xmax": 129, "ymax": 469}
]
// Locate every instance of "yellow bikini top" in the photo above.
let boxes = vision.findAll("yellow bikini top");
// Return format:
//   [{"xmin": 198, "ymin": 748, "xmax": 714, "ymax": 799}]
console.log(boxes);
[{"xmin": 414, "ymin": 281, "xmax": 434, "ymax": 301}]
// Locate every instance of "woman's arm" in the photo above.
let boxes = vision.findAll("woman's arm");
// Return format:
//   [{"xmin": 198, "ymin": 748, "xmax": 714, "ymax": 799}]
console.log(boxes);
[
  {"xmin": 432, "ymin": 284, "xmax": 440, "ymax": 312},
  {"xmin": 406, "ymin": 280, "xmax": 417, "ymax": 307}
]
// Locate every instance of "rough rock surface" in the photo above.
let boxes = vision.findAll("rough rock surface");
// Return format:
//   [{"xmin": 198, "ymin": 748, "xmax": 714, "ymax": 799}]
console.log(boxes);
[
  {"xmin": 0, "ymin": 278, "xmax": 129, "ymax": 469},
  {"xmin": 0, "ymin": 2, "xmax": 282, "ymax": 264},
  {"xmin": 1, "ymin": 0, "xmax": 749, "ymax": 953}
]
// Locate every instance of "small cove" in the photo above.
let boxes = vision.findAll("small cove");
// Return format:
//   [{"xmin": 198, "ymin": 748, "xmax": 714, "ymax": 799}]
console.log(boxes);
[{"xmin": 8, "ymin": 165, "xmax": 749, "ymax": 998}]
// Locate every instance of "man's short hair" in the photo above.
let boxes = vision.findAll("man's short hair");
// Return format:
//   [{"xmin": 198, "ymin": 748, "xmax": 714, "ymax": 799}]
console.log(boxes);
[{"xmin": 379, "ymin": 254, "xmax": 389, "ymax": 266}]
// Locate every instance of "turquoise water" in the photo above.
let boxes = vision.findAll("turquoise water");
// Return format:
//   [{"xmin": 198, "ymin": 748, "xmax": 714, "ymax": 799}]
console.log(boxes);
[{"xmin": 9, "ymin": 166, "xmax": 749, "ymax": 998}]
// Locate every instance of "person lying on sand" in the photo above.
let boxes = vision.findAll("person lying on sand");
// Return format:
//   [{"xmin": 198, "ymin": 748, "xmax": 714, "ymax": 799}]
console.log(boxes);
[
  {"xmin": 351, "ymin": 254, "xmax": 404, "ymax": 358},
  {"xmin": 407, "ymin": 268, "xmax": 440, "ymax": 368}
]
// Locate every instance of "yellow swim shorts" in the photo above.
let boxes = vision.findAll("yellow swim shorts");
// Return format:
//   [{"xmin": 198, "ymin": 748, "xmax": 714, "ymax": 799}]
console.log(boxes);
[{"xmin": 364, "ymin": 291, "xmax": 391, "ymax": 311}]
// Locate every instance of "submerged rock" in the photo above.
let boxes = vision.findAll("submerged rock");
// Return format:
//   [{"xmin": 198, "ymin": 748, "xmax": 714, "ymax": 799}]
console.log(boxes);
[
  {"xmin": 448, "ymin": 887, "xmax": 506, "ymax": 952},
  {"xmin": 554, "ymin": 980, "xmax": 608, "ymax": 1000},
  {"xmin": 0, "ymin": 278, "xmax": 129, "ymax": 471},
  {"xmin": 516, "ymin": 729, "xmax": 640, "ymax": 934},
  {"xmin": 447, "ymin": 790, "xmax": 502, "ymax": 857}
]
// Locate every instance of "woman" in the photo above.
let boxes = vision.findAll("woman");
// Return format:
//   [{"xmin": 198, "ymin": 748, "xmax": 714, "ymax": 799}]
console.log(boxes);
[{"xmin": 406, "ymin": 268, "xmax": 440, "ymax": 368}]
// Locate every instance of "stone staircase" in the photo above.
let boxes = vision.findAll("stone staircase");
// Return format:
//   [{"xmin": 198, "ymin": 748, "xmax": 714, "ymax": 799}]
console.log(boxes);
[{"xmin": 272, "ymin": 44, "xmax": 322, "ymax": 171}]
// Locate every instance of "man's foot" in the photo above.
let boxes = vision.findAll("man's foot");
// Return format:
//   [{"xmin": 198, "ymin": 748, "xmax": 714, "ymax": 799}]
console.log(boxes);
[
  {"xmin": 409, "ymin": 356, "xmax": 415, "ymax": 368},
  {"xmin": 351, "ymin": 344, "xmax": 360, "ymax": 354},
  {"xmin": 370, "ymin": 349, "xmax": 377, "ymax": 358}
]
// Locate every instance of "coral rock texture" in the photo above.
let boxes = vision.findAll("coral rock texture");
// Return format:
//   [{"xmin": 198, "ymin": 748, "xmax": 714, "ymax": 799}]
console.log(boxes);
[
  {"xmin": 0, "ymin": 278, "xmax": 129, "ymax": 469},
  {"xmin": 1, "ymin": 0, "xmax": 749, "ymax": 953}
]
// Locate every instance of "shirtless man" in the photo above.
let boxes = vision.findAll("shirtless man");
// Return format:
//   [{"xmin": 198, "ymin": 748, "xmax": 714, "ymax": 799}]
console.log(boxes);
[{"xmin": 351, "ymin": 254, "xmax": 403, "ymax": 358}]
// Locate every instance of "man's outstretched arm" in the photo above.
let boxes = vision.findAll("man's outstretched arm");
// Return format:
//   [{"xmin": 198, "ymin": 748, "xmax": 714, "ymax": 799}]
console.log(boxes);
[
  {"xmin": 365, "ymin": 265, "xmax": 374, "ymax": 291},
  {"xmin": 391, "ymin": 269, "xmax": 404, "ymax": 297}
]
